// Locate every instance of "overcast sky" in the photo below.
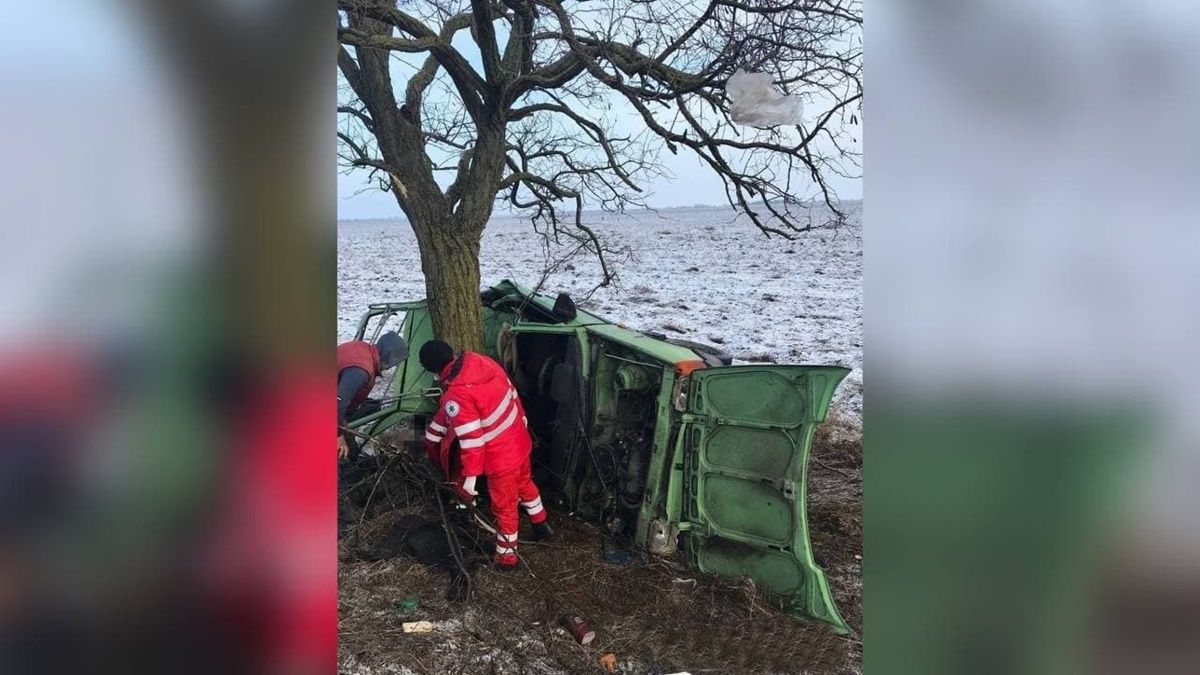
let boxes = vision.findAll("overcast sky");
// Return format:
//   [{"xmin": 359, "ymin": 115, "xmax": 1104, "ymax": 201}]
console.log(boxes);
[{"xmin": 338, "ymin": 143, "xmax": 862, "ymax": 220}]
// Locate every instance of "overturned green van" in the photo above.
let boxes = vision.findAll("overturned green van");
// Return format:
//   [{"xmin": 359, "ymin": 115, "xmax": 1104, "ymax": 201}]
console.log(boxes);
[{"xmin": 346, "ymin": 280, "xmax": 851, "ymax": 633}]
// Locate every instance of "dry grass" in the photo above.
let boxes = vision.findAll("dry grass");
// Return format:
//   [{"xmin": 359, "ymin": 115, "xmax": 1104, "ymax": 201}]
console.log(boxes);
[{"xmin": 339, "ymin": 416, "xmax": 862, "ymax": 674}]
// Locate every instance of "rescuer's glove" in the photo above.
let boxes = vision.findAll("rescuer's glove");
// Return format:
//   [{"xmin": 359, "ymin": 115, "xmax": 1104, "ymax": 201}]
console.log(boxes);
[{"xmin": 454, "ymin": 475, "xmax": 478, "ymax": 506}]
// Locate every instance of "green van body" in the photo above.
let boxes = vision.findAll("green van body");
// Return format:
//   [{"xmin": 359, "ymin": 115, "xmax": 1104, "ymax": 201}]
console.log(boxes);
[{"xmin": 348, "ymin": 280, "xmax": 850, "ymax": 633}]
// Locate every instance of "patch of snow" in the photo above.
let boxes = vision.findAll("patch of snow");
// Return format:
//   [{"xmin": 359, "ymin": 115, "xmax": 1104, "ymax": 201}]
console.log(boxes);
[
  {"xmin": 338, "ymin": 653, "xmax": 420, "ymax": 675},
  {"xmin": 339, "ymin": 204, "xmax": 862, "ymax": 425}
]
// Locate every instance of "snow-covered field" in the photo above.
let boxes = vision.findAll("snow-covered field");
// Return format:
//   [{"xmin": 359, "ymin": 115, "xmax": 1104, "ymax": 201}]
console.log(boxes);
[{"xmin": 338, "ymin": 203, "xmax": 862, "ymax": 424}]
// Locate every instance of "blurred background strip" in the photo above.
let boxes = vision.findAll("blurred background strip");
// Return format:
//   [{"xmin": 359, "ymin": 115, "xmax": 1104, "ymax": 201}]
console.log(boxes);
[
  {"xmin": 0, "ymin": 1, "xmax": 335, "ymax": 673},
  {"xmin": 867, "ymin": 2, "xmax": 1200, "ymax": 674}
]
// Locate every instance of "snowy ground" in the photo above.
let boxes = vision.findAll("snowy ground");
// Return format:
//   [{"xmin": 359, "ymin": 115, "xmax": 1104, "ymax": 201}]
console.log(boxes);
[{"xmin": 338, "ymin": 202, "xmax": 862, "ymax": 424}]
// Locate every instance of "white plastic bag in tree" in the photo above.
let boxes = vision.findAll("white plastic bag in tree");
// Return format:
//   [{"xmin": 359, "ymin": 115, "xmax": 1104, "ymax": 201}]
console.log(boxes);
[{"xmin": 726, "ymin": 69, "xmax": 804, "ymax": 128}]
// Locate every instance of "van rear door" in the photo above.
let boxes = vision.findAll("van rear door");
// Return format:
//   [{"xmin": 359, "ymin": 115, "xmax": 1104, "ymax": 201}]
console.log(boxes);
[{"xmin": 679, "ymin": 365, "xmax": 850, "ymax": 632}]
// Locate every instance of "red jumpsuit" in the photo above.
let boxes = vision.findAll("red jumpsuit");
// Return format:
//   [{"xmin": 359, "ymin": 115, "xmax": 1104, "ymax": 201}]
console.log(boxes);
[{"xmin": 423, "ymin": 351, "xmax": 545, "ymax": 567}]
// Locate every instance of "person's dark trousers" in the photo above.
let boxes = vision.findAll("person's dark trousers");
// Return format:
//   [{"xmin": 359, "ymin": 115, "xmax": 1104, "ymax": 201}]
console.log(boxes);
[
  {"xmin": 338, "ymin": 397, "xmax": 384, "ymax": 530},
  {"xmin": 340, "ymin": 398, "xmax": 382, "ymax": 461}
]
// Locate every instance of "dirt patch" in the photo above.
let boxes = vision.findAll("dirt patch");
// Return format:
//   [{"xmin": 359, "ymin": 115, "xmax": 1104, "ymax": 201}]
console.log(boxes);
[{"xmin": 339, "ymin": 418, "xmax": 862, "ymax": 674}]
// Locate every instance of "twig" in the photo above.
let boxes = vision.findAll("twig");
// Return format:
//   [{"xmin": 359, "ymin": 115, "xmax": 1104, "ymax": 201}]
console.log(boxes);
[
  {"xmin": 812, "ymin": 456, "xmax": 855, "ymax": 480},
  {"xmin": 351, "ymin": 448, "xmax": 400, "ymax": 533},
  {"xmin": 433, "ymin": 482, "xmax": 475, "ymax": 601}
]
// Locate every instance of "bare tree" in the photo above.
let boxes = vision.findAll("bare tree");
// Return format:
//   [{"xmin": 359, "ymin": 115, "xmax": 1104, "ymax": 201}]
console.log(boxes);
[{"xmin": 338, "ymin": 0, "xmax": 862, "ymax": 351}]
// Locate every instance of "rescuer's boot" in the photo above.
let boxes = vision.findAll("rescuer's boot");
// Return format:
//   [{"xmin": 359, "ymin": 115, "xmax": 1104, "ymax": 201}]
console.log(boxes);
[
  {"xmin": 492, "ymin": 553, "xmax": 520, "ymax": 571},
  {"xmin": 530, "ymin": 520, "xmax": 554, "ymax": 541}
]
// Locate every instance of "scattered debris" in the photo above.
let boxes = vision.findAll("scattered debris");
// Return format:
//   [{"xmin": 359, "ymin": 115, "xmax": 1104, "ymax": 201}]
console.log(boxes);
[
  {"xmin": 560, "ymin": 613, "xmax": 596, "ymax": 645},
  {"xmin": 685, "ymin": 266, "xmax": 700, "ymax": 272},
  {"xmin": 600, "ymin": 653, "xmax": 617, "ymax": 673},
  {"xmin": 402, "ymin": 621, "xmax": 439, "ymax": 634},
  {"xmin": 396, "ymin": 598, "xmax": 419, "ymax": 614},
  {"xmin": 661, "ymin": 323, "xmax": 687, "ymax": 334},
  {"xmin": 707, "ymin": 335, "xmax": 726, "ymax": 344},
  {"xmin": 762, "ymin": 293, "xmax": 779, "ymax": 302}
]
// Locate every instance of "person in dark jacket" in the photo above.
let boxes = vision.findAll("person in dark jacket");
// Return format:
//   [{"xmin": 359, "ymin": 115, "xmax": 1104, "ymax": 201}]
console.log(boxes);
[{"xmin": 337, "ymin": 331, "xmax": 407, "ymax": 460}]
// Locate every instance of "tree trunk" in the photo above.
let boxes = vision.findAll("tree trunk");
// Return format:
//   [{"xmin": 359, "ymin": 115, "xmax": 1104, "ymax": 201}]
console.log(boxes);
[{"xmin": 413, "ymin": 219, "xmax": 487, "ymax": 354}]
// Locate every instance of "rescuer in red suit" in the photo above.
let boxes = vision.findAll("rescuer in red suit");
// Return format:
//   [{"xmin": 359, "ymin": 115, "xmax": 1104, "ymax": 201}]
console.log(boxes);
[
  {"xmin": 336, "ymin": 331, "xmax": 407, "ymax": 460},
  {"xmin": 419, "ymin": 340, "xmax": 553, "ymax": 569}
]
